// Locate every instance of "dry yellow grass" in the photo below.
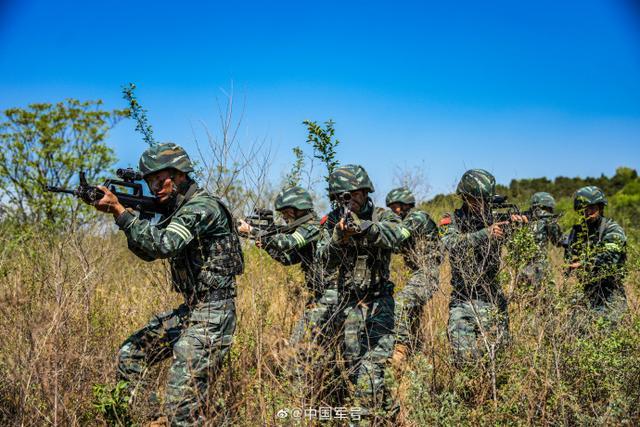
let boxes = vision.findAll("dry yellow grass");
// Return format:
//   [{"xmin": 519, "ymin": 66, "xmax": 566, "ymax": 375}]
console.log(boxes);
[{"xmin": 1, "ymin": 225, "xmax": 638, "ymax": 426}]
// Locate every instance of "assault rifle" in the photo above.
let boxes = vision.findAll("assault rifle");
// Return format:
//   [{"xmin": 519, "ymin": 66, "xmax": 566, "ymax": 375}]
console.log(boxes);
[
  {"xmin": 490, "ymin": 195, "xmax": 521, "ymax": 223},
  {"xmin": 490, "ymin": 195, "xmax": 563, "ymax": 239},
  {"xmin": 46, "ymin": 168, "xmax": 166, "ymax": 220},
  {"xmin": 492, "ymin": 195, "xmax": 560, "ymax": 222},
  {"xmin": 338, "ymin": 192, "xmax": 360, "ymax": 233},
  {"xmin": 241, "ymin": 207, "xmax": 314, "ymax": 240}
]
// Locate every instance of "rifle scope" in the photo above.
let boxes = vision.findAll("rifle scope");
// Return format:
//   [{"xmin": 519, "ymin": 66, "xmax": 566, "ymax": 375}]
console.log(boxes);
[{"xmin": 117, "ymin": 168, "xmax": 144, "ymax": 182}]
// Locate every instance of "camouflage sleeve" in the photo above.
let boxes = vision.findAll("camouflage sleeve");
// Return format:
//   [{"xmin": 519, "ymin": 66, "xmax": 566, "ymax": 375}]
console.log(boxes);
[
  {"xmin": 126, "ymin": 239, "xmax": 157, "ymax": 262},
  {"xmin": 593, "ymin": 221, "xmax": 627, "ymax": 270},
  {"xmin": 316, "ymin": 209, "xmax": 406, "ymax": 268},
  {"xmin": 115, "ymin": 195, "xmax": 223, "ymax": 259},
  {"xmin": 360, "ymin": 208, "xmax": 408, "ymax": 249},
  {"xmin": 403, "ymin": 211, "xmax": 439, "ymax": 241},
  {"xmin": 440, "ymin": 215, "xmax": 490, "ymax": 253},
  {"xmin": 563, "ymin": 227, "xmax": 578, "ymax": 262},
  {"xmin": 546, "ymin": 219, "xmax": 563, "ymax": 247},
  {"xmin": 315, "ymin": 225, "xmax": 338, "ymax": 269},
  {"xmin": 261, "ymin": 223, "xmax": 319, "ymax": 266}
]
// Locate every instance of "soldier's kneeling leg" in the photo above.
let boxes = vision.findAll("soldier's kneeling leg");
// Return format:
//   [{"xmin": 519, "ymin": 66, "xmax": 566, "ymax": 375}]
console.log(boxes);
[
  {"xmin": 447, "ymin": 300, "xmax": 482, "ymax": 364},
  {"xmin": 164, "ymin": 300, "xmax": 236, "ymax": 426},
  {"xmin": 354, "ymin": 295, "xmax": 395, "ymax": 415},
  {"xmin": 117, "ymin": 308, "xmax": 185, "ymax": 390}
]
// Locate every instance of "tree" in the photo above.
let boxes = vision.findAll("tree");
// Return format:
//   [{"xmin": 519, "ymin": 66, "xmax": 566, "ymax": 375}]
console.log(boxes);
[{"xmin": 0, "ymin": 99, "xmax": 127, "ymax": 225}]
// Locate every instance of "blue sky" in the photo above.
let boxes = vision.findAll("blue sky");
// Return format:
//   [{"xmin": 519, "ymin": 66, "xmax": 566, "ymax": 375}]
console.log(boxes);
[{"xmin": 1, "ymin": 0, "xmax": 639, "ymax": 200}]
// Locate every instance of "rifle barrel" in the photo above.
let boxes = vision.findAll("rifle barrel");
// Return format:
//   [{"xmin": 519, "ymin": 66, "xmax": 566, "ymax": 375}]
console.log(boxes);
[{"xmin": 46, "ymin": 186, "xmax": 75, "ymax": 195}]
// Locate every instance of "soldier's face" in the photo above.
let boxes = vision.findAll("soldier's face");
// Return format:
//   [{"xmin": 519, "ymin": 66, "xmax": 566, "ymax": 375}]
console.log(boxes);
[
  {"xmin": 146, "ymin": 169, "xmax": 184, "ymax": 203},
  {"xmin": 464, "ymin": 196, "xmax": 487, "ymax": 213},
  {"xmin": 348, "ymin": 189, "xmax": 367, "ymax": 214},
  {"xmin": 388, "ymin": 202, "xmax": 409, "ymax": 218},
  {"xmin": 280, "ymin": 208, "xmax": 296, "ymax": 223},
  {"xmin": 583, "ymin": 204, "xmax": 601, "ymax": 222}
]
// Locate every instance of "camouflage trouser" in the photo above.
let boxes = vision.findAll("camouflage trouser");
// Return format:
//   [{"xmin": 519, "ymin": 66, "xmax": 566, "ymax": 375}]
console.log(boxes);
[
  {"xmin": 337, "ymin": 294, "xmax": 395, "ymax": 416},
  {"xmin": 288, "ymin": 288, "xmax": 339, "ymax": 400},
  {"xmin": 394, "ymin": 268, "xmax": 438, "ymax": 348},
  {"xmin": 290, "ymin": 287, "xmax": 339, "ymax": 346},
  {"xmin": 447, "ymin": 296, "xmax": 508, "ymax": 365},
  {"xmin": 585, "ymin": 284, "xmax": 627, "ymax": 325},
  {"xmin": 521, "ymin": 259, "xmax": 550, "ymax": 290},
  {"xmin": 117, "ymin": 298, "xmax": 236, "ymax": 426}
]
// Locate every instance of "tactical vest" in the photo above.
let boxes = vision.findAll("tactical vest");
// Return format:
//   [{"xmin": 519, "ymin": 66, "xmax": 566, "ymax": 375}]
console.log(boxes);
[
  {"xmin": 566, "ymin": 217, "xmax": 627, "ymax": 267},
  {"xmin": 161, "ymin": 188, "xmax": 244, "ymax": 297},
  {"xmin": 448, "ymin": 207, "xmax": 502, "ymax": 299},
  {"xmin": 325, "ymin": 203, "xmax": 393, "ymax": 300}
]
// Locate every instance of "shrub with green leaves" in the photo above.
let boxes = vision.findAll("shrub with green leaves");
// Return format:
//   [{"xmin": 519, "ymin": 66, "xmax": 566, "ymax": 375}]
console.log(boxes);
[{"xmin": 0, "ymin": 99, "xmax": 127, "ymax": 226}]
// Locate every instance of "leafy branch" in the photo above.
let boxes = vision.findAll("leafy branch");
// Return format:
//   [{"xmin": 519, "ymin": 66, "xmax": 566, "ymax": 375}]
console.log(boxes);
[
  {"xmin": 303, "ymin": 119, "xmax": 340, "ymax": 183},
  {"xmin": 285, "ymin": 146, "xmax": 305, "ymax": 187},
  {"xmin": 122, "ymin": 82, "xmax": 155, "ymax": 146}
]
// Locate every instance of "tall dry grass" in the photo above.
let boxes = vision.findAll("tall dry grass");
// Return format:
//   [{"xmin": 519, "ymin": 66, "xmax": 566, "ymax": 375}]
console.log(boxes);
[{"xmin": 0, "ymin": 219, "xmax": 638, "ymax": 426}]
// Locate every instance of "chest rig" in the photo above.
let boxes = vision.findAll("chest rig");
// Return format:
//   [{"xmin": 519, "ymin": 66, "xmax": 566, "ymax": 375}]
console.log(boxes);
[
  {"xmin": 160, "ymin": 187, "xmax": 244, "ymax": 296},
  {"xmin": 329, "ymin": 206, "xmax": 391, "ymax": 298}
]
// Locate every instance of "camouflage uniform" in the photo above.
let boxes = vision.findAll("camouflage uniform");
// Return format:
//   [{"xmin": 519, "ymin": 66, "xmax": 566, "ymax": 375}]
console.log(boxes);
[
  {"xmin": 521, "ymin": 192, "xmax": 563, "ymax": 287},
  {"xmin": 254, "ymin": 187, "xmax": 324, "ymax": 344},
  {"xmin": 316, "ymin": 165, "xmax": 407, "ymax": 416},
  {"xmin": 386, "ymin": 188, "xmax": 441, "ymax": 349},
  {"xmin": 440, "ymin": 169, "xmax": 509, "ymax": 364},
  {"xmin": 565, "ymin": 186, "xmax": 627, "ymax": 321},
  {"xmin": 115, "ymin": 143, "xmax": 243, "ymax": 426}
]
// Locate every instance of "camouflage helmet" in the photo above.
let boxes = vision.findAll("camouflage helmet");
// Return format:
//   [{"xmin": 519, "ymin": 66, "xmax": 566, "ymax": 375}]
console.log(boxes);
[
  {"xmin": 274, "ymin": 186, "xmax": 314, "ymax": 211},
  {"xmin": 573, "ymin": 186, "xmax": 607, "ymax": 211},
  {"xmin": 385, "ymin": 187, "xmax": 416, "ymax": 206},
  {"xmin": 530, "ymin": 192, "xmax": 556, "ymax": 210},
  {"xmin": 456, "ymin": 169, "xmax": 496, "ymax": 200},
  {"xmin": 139, "ymin": 142, "xmax": 194, "ymax": 178},
  {"xmin": 328, "ymin": 164, "xmax": 375, "ymax": 198}
]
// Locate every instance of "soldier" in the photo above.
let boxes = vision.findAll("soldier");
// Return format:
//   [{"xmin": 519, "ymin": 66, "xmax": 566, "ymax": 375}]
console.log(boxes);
[
  {"xmin": 315, "ymin": 164, "xmax": 408, "ymax": 419},
  {"xmin": 236, "ymin": 186, "xmax": 324, "ymax": 345},
  {"xmin": 92, "ymin": 143, "xmax": 243, "ymax": 426},
  {"xmin": 565, "ymin": 186, "xmax": 627, "ymax": 322},
  {"xmin": 520, "ymin": 192, "xmax": 563, "ymax": 288},
  {"xmin": 440, "ymin": 169, "xmax": 527, "ymax": 365},
  {"xmin": 385, "ymin": 187, "xmax": 441, "ymax": 365}
]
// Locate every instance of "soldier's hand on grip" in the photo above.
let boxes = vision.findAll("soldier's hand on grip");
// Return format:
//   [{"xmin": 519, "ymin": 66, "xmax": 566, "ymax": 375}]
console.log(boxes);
[
  {"xmin": 237, "ymin": 219, "xmax": 253, "ymax": 235},
  {"xmin": 510, "ymin": 214, "xmax": 529, "ymax": 224},
  {"xmin": 488, "ymin": 221, "xmax": 509, "ymax": 239},
  {"xmin": 93, "ymin": 185, "xmax": 125, "ymax": 216}
]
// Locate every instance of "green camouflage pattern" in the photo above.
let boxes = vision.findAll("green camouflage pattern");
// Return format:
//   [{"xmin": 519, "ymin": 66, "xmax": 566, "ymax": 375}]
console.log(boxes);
[
  {"xmin": 385, "ymin": 187, "xmax": 416, "ymax": 206},
  {"xmin": 327, "ymin": 164, "xmax": 375, "ymax": 198},
  {"xmin": 139, "ymin": 142, "xmax": 195, "ymax": 177},
  {"xmin": 115, "ymin": 184, "xmax": 243, "ymax": 425},
  {"xmin": 117, "ymin": 299, "xmax": 235, "ymax": 426},
  {"xmin": 573, "ymin": 185, "xmax": 608, "ymax": 211},
  {"xmin": 274, "ymin": 186, "xmax": 314, "ymax": 211},
  {"xmin": 258, "ymin": 213, "xmax": 323, "ymax": 346},
  {"xmin": 440, "ymin": 205, "xmax": 508, "ymax": 363},
  {"xmin": 393, "ymin": 209, "xmax": 442, "ymax": 347},
  {"xmin": 456, "ymin": 169, "xmax": 496, "ymax": 200},
  {"xmin": 447, "ymin": 297, "xmax": 509, "ymax": 363},
  {"xmin": 116, "ymin": 184, "xmax": 244, "ymax": 297},
  {"xmin": 520, "ymin": 216, "xmax": 563, "ymax": 287},
  {"xmin": 261, "ymin": 213, "xmax": 320, "ymax": 290},
  {"xmin": 565, "ymin": 216, "xmax": 627, "ymax": 320},
  {"xmin": 530, "ymin": 192, "xmax": 556, "ymax": 210},
  {"xmin": 315, "ymin": 198, "xmax": 407, "ymax": 416}
]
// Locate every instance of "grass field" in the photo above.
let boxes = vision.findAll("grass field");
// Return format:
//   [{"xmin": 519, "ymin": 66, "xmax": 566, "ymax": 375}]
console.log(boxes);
[{"xmin": 1, "ymin": 191, "xmax": 638, "ymax": 426}]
